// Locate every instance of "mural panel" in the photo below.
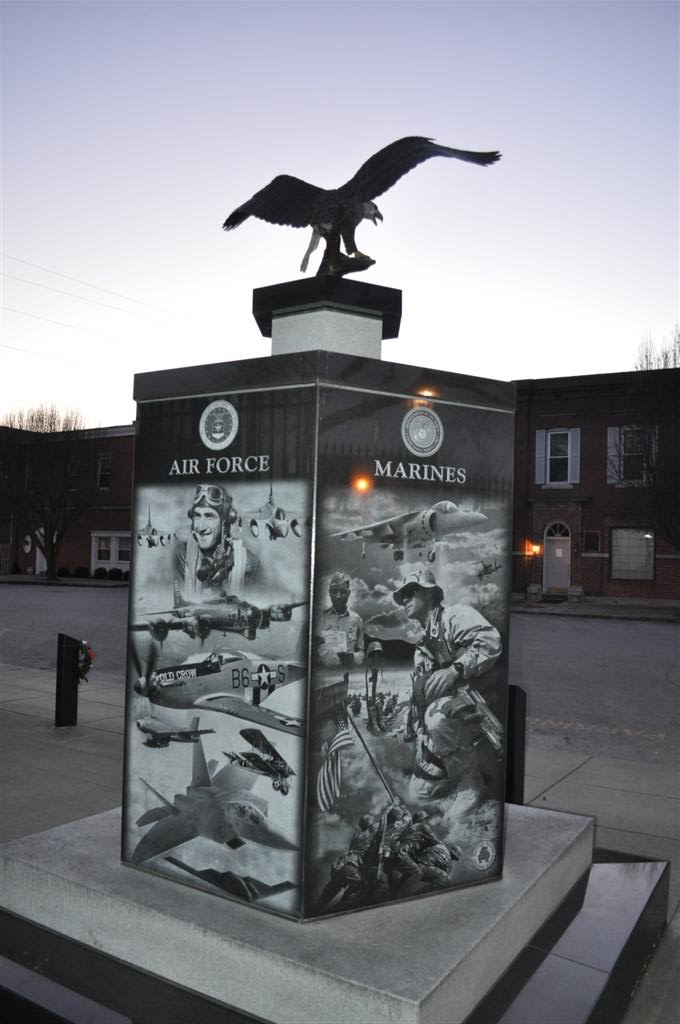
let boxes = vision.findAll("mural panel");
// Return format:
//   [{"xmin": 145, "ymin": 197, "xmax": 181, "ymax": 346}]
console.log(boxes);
[
  {"xmin": 305, "ymin": 387, "xmax": 513, "ymax": 917},
  {"xmin": 122, "ymin": 388, "xmax": 314, "ymax": 918}
]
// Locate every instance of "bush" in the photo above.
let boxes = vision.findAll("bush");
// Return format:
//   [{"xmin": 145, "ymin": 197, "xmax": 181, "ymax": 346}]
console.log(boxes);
[
  {"xmin": 107, "ymin": 567, "xmax": 123, "ymax": 580},
  {"xmin": 57, "ymin": 567, "xmax": 71, "ymax": 577},
  {"xmin": 122, "ymin": 570, "xmax": 130, "ymax": 581},
  {"xmin": 93, "ymin": 567, "xmax": 108, "ymax": 579},
  {"xmin": 73, "ymin": 566, "xmax": 90, "ymax": 578}
]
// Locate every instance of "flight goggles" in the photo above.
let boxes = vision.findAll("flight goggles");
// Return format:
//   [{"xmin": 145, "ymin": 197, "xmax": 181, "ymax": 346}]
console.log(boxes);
[{"xmin": 190, "ymin": 484, "xmax": 231, "ymax": 509}]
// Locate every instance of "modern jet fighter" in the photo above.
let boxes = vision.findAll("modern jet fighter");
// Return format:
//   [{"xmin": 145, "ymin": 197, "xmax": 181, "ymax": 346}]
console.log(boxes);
[
  {"xmin": 240, "ymin": 485, "xmax": 308, "ymax": 541},
  {"xmin": 130, "ymin": 595, "xmax": 307, "ymax": 644},
  {"xmin": 136, "ymin": 712, "xmax": 214, "ymax": 749},
  {"xmin": 136, "ymin": 506, "xmax": 175, "ymax": 548},
  {"xmin": 132, "ymin": 736, "xmax": 298, "ymax": 865},
  {"xmin": 130, "ymin": 641, "xmax": 305, "ymax": 738},
  {"xmin": 332, "ymin": 501, "xmax": 488, "ymax": 562},
  {"xmin": 165, "ymin": 856, "xmax": 297, "ymax": 903},
  {"xmin": 475, "ymin": 560, "xmax": 501, "ymax": 579},
  {"xmin": 225, "ymin": 729, "xmax": 295, "ymax": 795}
]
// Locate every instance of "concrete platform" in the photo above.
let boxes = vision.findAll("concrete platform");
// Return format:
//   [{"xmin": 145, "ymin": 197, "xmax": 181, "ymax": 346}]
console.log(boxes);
[{"xmin": 0, "ymin": 804, "xmax": 593, "ymax": 1024}]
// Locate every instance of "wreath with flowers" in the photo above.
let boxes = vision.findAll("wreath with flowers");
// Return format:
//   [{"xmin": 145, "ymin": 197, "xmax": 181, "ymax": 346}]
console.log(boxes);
[{"xmin": 78, "ymin": 641, "xmax": 96, "ymax": 683}]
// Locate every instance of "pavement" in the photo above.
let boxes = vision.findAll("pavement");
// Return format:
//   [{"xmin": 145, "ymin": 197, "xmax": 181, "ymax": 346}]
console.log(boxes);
[{"xmin": 0, "ymin": 584, "xmax": 678, "ymax": 1023}]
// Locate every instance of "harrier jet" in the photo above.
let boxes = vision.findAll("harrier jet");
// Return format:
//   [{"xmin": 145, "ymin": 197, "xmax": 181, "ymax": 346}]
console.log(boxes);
[
  {"xmin": 332, "ymin": 501, "xmax": 488, "ymax": 562},
  {"xmin": 224, "ymin": 136, "xmax": 501, "ymax": 276}
]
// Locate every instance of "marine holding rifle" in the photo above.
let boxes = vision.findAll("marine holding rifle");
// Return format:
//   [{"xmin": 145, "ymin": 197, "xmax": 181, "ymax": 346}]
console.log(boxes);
[{"xmin": 393, "ymin": 569, "xmax": 503, "ymax": 801}]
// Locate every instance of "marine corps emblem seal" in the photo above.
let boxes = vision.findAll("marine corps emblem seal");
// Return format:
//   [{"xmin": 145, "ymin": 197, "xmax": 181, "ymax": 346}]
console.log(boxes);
[{"xmin": 401, "ymin": 407, "xmax": 444, "ymax": 458}]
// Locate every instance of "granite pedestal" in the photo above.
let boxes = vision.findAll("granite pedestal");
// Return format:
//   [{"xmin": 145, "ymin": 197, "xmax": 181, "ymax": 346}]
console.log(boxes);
[{"xmin": 1, "ymin": 804, "xmax": 592, "ymax": 1024}]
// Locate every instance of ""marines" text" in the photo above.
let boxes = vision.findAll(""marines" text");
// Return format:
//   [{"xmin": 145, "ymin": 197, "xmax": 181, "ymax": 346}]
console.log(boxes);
[{"xmin": 374, "ymin": 459, "xmax": 467, "ymax": 484}]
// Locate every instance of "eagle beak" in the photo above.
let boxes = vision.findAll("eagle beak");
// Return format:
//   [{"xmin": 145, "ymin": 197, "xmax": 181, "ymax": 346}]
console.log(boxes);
[{"xmin": 373, "ymin": 211, "xmax": 383, "ymax": 225}]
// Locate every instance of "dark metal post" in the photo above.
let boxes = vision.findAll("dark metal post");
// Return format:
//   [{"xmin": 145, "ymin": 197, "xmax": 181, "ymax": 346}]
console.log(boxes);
[
  {"xmin": 55, "ymin": 633, "xmax": 80, "ymax": 727},
  {"xmin": 505, "ymin": 684, "xmax": 527, "ymax": 805}
]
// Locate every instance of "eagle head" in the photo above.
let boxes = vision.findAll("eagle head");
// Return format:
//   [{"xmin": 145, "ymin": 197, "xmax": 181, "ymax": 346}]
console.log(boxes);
[{"xmin": 363, "ymin": 201, "xmax": 383, "ymax": 225}]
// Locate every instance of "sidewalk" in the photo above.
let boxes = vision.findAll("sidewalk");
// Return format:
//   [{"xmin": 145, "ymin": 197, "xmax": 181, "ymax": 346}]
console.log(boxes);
[
  {"xmin": 511, "ymin": 592, "xmax": 680, "ymax": 624},
  {"xmin": 0, "ymin": 573, "xmax": 128, "ymax": 588},
  {"xmin": 1, "ymin": 642, "xmax": 678, "ymax": 1022}
]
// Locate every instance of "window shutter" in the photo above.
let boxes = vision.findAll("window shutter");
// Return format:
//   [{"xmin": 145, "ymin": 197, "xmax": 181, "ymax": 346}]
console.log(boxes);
[
  {"xmin": 568, "ymin": 428, "xmax": 580, "ymax": 483},
  {"xmin": 535, "ymin": 430, "xmax": 546, "ymax": 484},
  {"xmin": 607, "ymin": 427, "xmax": 620, "ymax": 483}
]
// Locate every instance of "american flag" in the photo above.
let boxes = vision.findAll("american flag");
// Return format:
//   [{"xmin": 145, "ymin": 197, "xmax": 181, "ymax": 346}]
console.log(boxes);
[{"xmin": 317, "ymin": 718, "xmax": 354, "ymax": 813}]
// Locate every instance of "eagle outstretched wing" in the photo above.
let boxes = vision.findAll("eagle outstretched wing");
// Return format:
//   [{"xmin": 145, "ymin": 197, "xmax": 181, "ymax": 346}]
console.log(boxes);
[
  {"xmin": 223, "ymin": 175, "xmax": 326, "ymax": 230},
  {"xmin": 341, "ymin": 136, "xmax": 501, "ymax": 203}
]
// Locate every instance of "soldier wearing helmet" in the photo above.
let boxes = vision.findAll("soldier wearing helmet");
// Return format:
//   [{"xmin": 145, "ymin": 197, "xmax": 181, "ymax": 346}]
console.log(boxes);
[
  {"xmin": 316, "ymin": 570, "xmax": 365, "ymax": 667},
  {"xmin": 174, "ymin": 484, "xmax": 258, "ymax": 604},
  {"xmin": 394, "ymin": 568, "xmax": 501, "ymax": 799}
]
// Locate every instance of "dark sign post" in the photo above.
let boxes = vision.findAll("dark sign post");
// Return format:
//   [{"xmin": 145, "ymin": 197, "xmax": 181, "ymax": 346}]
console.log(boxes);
[{"xmin": 55, "ymin": 633, "xmax": 80, "ymax": 727}]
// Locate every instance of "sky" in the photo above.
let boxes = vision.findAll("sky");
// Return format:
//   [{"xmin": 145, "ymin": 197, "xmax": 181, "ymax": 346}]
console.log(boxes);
[{"xmin": 1, "ymin": 0, "xmax": 678, "ymax": 428}]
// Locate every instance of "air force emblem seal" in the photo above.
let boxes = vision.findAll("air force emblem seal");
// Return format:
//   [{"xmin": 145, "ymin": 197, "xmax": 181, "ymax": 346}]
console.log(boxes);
[
  {"xmin": 199, "ymin": 400, "xmax": 239, "ymax": 451},
  {"xmin": 401, "ymin": 407, "xmax": 444, "ymax": 458}
]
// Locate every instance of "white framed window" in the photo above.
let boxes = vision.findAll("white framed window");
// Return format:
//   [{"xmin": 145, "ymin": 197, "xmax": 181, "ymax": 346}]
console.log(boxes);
[
  {"xmin": 607, "ymin": 425, "xmax": 656, "ymax": 485},
  {"xmin": 610, "ymin": 528, "xmax": 654, "ymax": 580},
  {"xmin": 535, "ymin": 428, "xmax": 580, "ymax": 485},
  {"xmin": 91, "ymin": 532, "xmax": 131, "ymax": 573},
  {"xmin": 96, "ymin": 453, "xmax": 112, "ymax": 491}
]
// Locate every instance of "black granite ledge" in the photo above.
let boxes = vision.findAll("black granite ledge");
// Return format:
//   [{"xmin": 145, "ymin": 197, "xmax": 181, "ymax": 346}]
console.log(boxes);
[{"xmin": 133, "ymin": 350, "xmax": 516, "ymax": 412}]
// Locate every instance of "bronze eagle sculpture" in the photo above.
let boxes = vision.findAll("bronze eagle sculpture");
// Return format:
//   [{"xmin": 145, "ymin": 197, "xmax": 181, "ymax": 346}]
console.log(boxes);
[{"xmin": 223, "ymin": 136, "xmax": 501, "ymax": 277}]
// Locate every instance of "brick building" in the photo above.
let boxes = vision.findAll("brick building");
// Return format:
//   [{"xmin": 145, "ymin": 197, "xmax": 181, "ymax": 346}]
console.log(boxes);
[
  {"xmin": 512, "ymin": 368, "xmax": 680, "ymax": 600},
  {"xmin": 2, "ymin": 369, "xmax": 678, "ymax": 598},
  {"xmin": 0, "ymin": 424, "xmax": 134, "ymax": 577}
]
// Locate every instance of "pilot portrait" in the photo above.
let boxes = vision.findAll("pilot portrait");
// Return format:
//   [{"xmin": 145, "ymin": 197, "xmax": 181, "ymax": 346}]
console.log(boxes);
[
  {"xmin": 174, "ymin": 484, "xmax": 258, "ymax": 605},
  {"xmin": 316, "ymin": 571, "xmax": 365, "ymax": 667}
]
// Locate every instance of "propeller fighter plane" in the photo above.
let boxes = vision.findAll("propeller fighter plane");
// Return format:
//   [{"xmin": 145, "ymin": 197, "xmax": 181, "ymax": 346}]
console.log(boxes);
[
  {"xmin": 130, "ymin": 642, "xmax": 305, "ymax": 737},
  {"xmin": 132, "ymin": 736, "xmax": 298, "ymax": 865},
  {"xmin": 332, "ymin": 501, "xmax": 487, "ymax": 562},
  {"xmin": 225, "ymin": 729, "xmax": 295, "ymax": 795}
]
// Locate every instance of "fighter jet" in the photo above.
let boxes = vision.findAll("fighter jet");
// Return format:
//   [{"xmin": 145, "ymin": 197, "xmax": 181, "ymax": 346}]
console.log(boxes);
[
  {"xmin": 240, "ymin": 485, "xmax": 308, "ymax": 541},
  {"xmin": 224, "ymin": 729, "xmax": 295, "ymax": 795},
  {"xmin": 475, "ymin": 560, "xmax": 501, "ymax": 579},
  {"xmin": 130, "ymin": 595, "xmax": 307, "ymax": 645},
  {"xmin": 130, "ymin": 642, "xmax": 305, "ymax": 738},
  {"xmin": 135, "ymin": 713, "xmax": 214, "ymax": 749},
  {"xmin": 332, "ymin": 501, "xmax": 488, "ymax": 562},
  {"xmin": 165, "ymin": 856, "xmax": 297, "ymax": 903},
  {"xmin": 136, "ymin": 506, "xmax": 175, "ymax": 549},
  {"xmin": 132, "ymin": 736, "xmax": 298, "ymax": 865}
]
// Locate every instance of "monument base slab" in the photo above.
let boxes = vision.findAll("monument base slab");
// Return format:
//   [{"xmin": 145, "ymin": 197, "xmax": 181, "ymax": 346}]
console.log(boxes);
[{"xmin": 0, "ymin": 805, "xmax": 593, "ymax": 1024}]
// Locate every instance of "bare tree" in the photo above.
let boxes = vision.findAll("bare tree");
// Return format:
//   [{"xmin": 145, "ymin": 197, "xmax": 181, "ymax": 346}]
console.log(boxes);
[
  {"xmin": 636, "ymin": 326, "xmax": 680, "ymax": 370},
  {"xmin": 0, "ymin": 405, "xmax": 96, "ymax": 578}
]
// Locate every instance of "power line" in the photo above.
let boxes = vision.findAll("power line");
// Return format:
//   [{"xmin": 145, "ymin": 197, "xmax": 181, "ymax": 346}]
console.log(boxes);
[
  {"xmin": 1, "ymin": 252, "xmax": 198, "ymax": 322},
  {"xmin": 3, "ymin": 343, "xmax": 137, "ymax": 372},
  {"xmin": 1, "ymin": 273, "xmax": 180, "ymax": 327},
  {"xmin": 1, "ymin": 305, "xmax": 136, "ymax": 344}
]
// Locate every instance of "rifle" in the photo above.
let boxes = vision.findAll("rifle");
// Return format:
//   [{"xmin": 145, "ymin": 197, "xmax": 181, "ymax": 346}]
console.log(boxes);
[{"xmin": 457, "ymin": 685, "xmax": 504, "ymax": 753}]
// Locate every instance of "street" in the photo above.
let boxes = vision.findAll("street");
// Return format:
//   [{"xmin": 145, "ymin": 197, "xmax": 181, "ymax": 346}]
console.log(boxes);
[
  {"xmin": 510, "ymin": 615, "xmax": 680, "ymax": 765},
  {"xmin": 1, "ymin": 584, "xmax": 678, "ymax": 765}
]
